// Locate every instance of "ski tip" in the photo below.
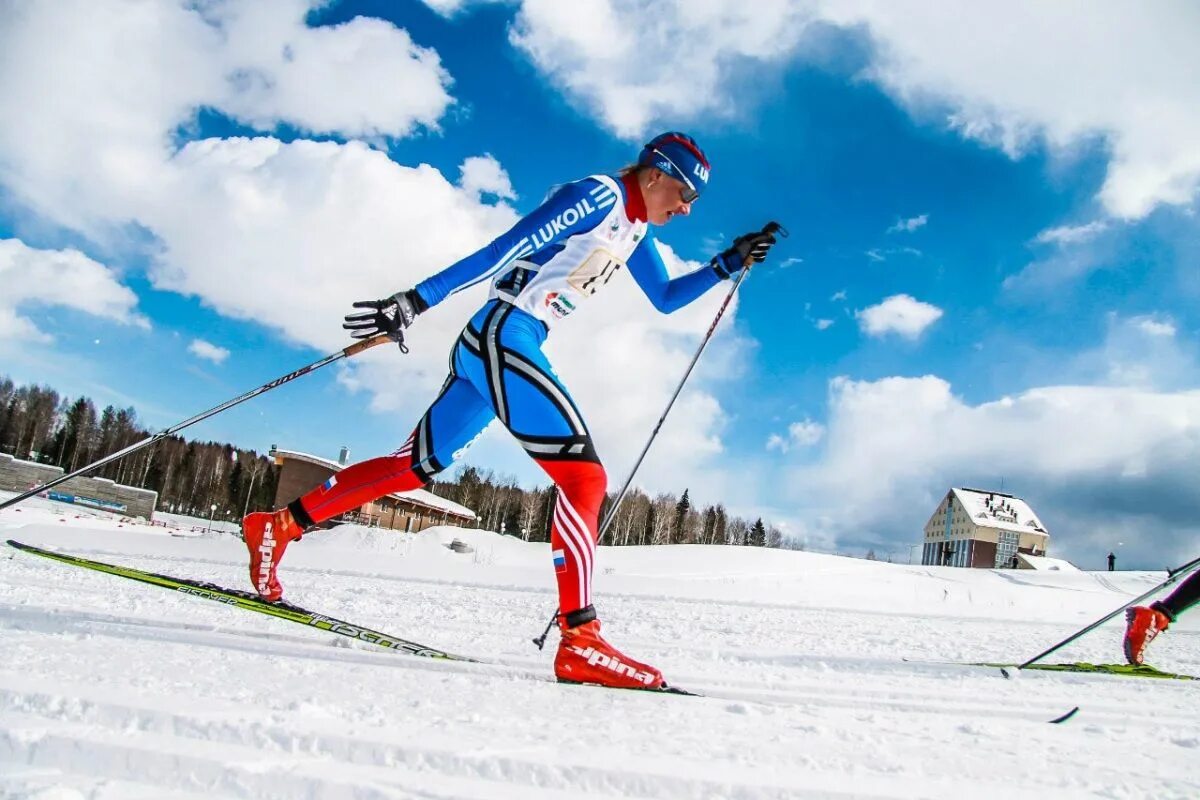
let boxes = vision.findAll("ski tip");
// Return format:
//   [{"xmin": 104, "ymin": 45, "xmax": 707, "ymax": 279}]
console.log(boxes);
[
  {"xmin": 1001, "ymin": 667, "xmax": 1018, "ymax": 680},
  {"xmin": 1049, "ymin": 706, "xmax": 1080, "ymax": 724}
]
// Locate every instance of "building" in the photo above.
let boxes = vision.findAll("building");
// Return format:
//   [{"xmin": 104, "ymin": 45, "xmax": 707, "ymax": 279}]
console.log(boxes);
[
  {"xmin": 921, "ymin": 487, "xmax": 1049, "ymax": 568},
  {"xmin": 0, "ymin": 453, "xmax": 158, "ymax": 519},
  {"xmin": 270, "ymin": 448, "xmax": 476, "ymax": 532}
]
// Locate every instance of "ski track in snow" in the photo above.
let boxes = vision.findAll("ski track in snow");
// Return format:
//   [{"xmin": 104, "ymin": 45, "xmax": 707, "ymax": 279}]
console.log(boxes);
[{"xmin": 1, "ymin": 495, "xmax": 1198, "ymax": 799}]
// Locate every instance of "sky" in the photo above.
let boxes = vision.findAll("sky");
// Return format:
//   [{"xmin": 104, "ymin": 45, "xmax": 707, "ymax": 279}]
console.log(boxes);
[{"xmin": 1, "ymin": 0, "xmax": 1199, "ymax": 569}]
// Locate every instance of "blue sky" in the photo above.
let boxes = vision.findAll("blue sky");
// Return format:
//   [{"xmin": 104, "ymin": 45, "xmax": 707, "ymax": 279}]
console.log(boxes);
[{"xmin": 2, "ymin": 1, "xmax": 1198, "ymax": 568}]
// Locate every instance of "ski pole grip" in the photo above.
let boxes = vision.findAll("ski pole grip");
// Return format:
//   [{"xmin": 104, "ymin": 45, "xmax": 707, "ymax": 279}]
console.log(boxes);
[
  {"xmin": 741, "ymin": 221, "xmax": 789, "ymax": 269},
  {"xmin": 343, "ymin": 333, "xmax": 394, "ymax": 358}
]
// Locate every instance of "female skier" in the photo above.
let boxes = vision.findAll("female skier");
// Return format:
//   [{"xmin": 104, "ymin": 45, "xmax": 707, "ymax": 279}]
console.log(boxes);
[{"xmin": 241, "ymin": 132, "xmax": 778, "ymax": 689}]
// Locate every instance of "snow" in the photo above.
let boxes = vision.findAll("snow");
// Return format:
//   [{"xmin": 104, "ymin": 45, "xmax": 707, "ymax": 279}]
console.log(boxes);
[
  {"xmin": 2, "ymin": 490, "xmax": 1198, "ymax": 799},
  {"xmin": 1016, "ymin": 553, "xmax": 1080, "ymax": 572}
]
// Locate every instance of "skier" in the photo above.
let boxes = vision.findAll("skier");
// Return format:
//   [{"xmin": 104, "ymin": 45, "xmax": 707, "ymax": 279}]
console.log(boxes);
[
  {"xmin": 1124, "ymin": 568, "xmax": 1200, "ymax": 665},
  {"xmin": 241, "ymin": 132, "xmax": 779, "ymax": 689}
]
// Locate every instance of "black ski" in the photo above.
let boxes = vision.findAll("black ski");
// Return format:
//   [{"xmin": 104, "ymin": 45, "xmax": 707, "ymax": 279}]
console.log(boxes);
[{"xmin": 6, "ymin": 539, "xmax": 477, "ymax": 662}]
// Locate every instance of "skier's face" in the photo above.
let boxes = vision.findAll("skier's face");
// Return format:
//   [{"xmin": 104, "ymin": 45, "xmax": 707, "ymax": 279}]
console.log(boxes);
[{"xmin": 642, "ymin": 169, "xmax": 694, "ymax": 225}]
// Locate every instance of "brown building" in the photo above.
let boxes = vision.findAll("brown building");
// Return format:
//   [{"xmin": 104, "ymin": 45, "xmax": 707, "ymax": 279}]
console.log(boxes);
[
  {"xmin": 271, "ymin": 448, "xmax": 476, "ymax": 532},
  {"xmin": 0, "ymin": 453, "xmax": 158, "ymax": 519},
  {"xmin": 921, "ymin": 487, "xmax": 1050, "ymax": 568}
]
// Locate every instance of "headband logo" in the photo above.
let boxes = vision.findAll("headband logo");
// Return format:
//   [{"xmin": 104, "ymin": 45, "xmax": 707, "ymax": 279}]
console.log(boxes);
[{"xmin": 693, "ymin": 164, "xmax": 709, "ymax": 183}]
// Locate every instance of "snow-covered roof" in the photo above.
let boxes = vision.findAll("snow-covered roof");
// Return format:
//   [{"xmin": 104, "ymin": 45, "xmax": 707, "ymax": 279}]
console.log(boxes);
[
  {"xmin": 272, "ymin": 449, "xmax": 476, "ymax": 520},
  {"xmin": 1015, "ymin": 553, "xmax": 1079, "ymax": 572},
  {"xmin": 951, "ymin": 487, "xmax": 1048, "ymax": 536}
]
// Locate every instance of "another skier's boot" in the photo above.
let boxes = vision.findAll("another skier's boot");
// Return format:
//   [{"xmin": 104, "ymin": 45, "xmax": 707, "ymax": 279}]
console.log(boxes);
[
  {"xmin": 1124, "ymin": 605, "xmax": 1171, "ymax": 665},
  {"xmin": 242, "ymin": 507, "xmax": 305, "ymax": 602},
  {"xmin": 554, "ymin": 606, "xmax": 665, "ymax": 690}
]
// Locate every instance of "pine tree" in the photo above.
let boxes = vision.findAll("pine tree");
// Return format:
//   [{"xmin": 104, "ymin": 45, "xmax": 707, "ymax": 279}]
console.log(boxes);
[
  {"xmin": 749, "ymin": 518, "xmax": 767, "ymax": 547},
  {"xmin": 671, "ymin": 488, "xmax": 691, "ymax": 545}
]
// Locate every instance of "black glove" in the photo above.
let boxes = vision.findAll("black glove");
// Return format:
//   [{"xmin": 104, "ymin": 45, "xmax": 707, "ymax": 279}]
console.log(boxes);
[
  {"xmin": 712, "ymin": 228, "xmax": 779, "ymax": 279},
  {"xmin": 342, "ymin": 289, "xmax": 427, "ymax": 350}
]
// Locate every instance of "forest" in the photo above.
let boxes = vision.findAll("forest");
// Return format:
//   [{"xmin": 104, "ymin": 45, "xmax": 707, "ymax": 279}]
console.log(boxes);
[{"xmin": 1, "ymin": 376, "xmax": 787, "ymax": 547}]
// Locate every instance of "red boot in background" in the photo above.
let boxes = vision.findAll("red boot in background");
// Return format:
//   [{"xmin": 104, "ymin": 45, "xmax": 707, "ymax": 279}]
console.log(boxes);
[
  {"xmin": 242, "ymin": 508, "xmax": 304, "ymax": 602},
  {"xmin": 554, "ymin": 607, "xmax": 664, "ymax": 690},
  {"xmin": 1124, "ymin": 605, "xmax": 1171, "ymax": 665}
]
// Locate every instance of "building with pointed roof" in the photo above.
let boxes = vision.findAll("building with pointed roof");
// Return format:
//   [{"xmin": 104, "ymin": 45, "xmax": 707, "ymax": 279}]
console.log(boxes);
[
  {"xmin": 921, "ymin": 487, "xmax": 1050, "ymax": 568},
  {"xmin": 270, "ymin": 447, "xmax": 476, "ymax": 532}
]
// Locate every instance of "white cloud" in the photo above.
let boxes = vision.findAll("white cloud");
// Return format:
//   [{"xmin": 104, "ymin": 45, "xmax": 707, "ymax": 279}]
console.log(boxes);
[
  {"xmin": 458, "ymin": 155, "xmax": 517, "ymax": 201},
  {"xmin": 503, "ymin": 1, "xmax": 1200, "ymax": 218},
  {"xmin": 0, "ymin": 0, "xmax": 454, "ymax": 235},
  {"xmin": 189, "ymin": 339, "xmax": 230, "ymax": 364},
  {"xmin": 508, "ymin": 0, "xmax": 814, "ymax": 139},
  {"xmin": 856, "ymin": 294, "xmax": 943, "ymax": 339},
  {"xmin": 0, "ymin": 0, "xmax": 756, "ymax": 503},
  {"xmin": 815, "ymin": 319, "xmax": 834, "ymax": 330},
  {"xmin": 865, "ymin": 249, "xmax": 885, "ymax": 262},
  {"xmin": 0, "ymin": 238, "xmax": 147, "ymax": 343},
  {"xmin": 419, "ymin": 0, "xmax": 507, "ymax": 17},
  {"xmin": 831, "ymin": 290, "xmax": 847, "ymax": 302},
  {"xmin": 1089, "ymin": 314, "xmax": 1191, "ymax": 389},
  {"xmin": 1137, "ymin": 317, "xmax": 1177, "ymax": 338},
  {"xmin": 783, "ymin": 374, "xmax": 1200, "ymax": 566},
  {"xmin": 1034, "ymin": 221, "xmax": 1109, "ymax": 246},
  {"xmin": 768, "ymin": 418, "xmax": 826, "ymax": 452},
  {"xmin": 814, "ymin": 1, "xmax": 1200, "ymax": 219},
  {"xmin": 887, "ymin": 213, "xmax": 928, "ymax": 234}
]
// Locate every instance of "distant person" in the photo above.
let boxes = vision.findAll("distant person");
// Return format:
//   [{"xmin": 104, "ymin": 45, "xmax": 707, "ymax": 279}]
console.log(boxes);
[
  {"xmin": 1107, "ymin": 551, "xmax": 1116, "ymax": 572},
  {"xmin": 240, "ymin": 132, "xmax": 779, "ymax": 690},
  {"xmin": 1124, "ymin": 569, "xmax": 1200, "ymax": 665}
]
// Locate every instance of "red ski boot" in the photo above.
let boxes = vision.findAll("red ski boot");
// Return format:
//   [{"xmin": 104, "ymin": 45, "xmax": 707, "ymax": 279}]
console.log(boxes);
[
  {"xmin": 1124, "ymin": 605, "xmax": 1171, "ymax": 665},
  {"xmin": 554, "ymin": 607, "xmax": 664, "ymax": 690},
  {"xmin": 242, "ymin": 508, "xmax": 304, "ymax": 602}
]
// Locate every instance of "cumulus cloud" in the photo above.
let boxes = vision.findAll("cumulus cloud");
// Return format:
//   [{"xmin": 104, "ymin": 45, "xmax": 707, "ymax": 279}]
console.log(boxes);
[
  {"xmin": 815, "ymin": 1, "xmax": 1200, "ymax": 220},
  {"xmin": 501, "ymin": 0, "xmax": 1200, "ymax": 217},
  {"xmin": 0, "ymin": 2, "xmax": 753, "ymax": 498},
  {"xmin": 188, "ymin": 339, "xmax": 230, "ymax": 364},
  {"xmin": 458, "ymin": 154, "xmax": 518, "ymax": 201},
  {"xmin": 856, "ymin": 294, "xmax": 942, "ymax": 339},
  {"xmin": 783, "ymin": 374, "xmax": 1200, "ymax": 566},
  {"xmin": 0, "ymin": 238, "xmax": 147, "ymax": 343},
  {"xmin": 886, "ymin": 213, "xmax": 928, "ymax": 234},
  {"xmin": 509, "ymin": 0, "xmax": 814, "ymax": 139},
  {"xmin": 767, "ymin": 419, "xmax": 826, "ymax": 453},
  {"xmin": 0, "ymin": 0, "xmax": 454, "ymax": 236}
]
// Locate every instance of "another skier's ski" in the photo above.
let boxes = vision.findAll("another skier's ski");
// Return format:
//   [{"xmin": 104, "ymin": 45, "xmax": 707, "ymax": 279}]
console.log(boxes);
[
  {"xmin": 904, "ymin": 656, "xmax": 1197, "ymax": 681},
  {"xmin": 997, "ymin": 662, "xmax": 1197, "ymax": 681},
  {"xmin": 6, "ymin": 539, "xmax": 477, "ymax": 662}
]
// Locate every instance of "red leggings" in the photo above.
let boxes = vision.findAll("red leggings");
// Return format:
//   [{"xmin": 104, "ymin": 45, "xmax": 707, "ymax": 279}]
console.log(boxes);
[{"xmin": 293, "ymin": 300, "xmax": 608, "ymax": 615}]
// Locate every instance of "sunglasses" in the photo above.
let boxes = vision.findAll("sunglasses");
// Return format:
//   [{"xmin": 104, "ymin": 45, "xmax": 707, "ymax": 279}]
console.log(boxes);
[{"xmin": 652, "ymin": 148, "xmax": 699, "ymax": 203}]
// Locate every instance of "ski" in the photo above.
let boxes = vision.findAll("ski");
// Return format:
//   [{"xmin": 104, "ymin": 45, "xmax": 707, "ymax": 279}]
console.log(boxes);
[
  {"xmin": 557, "ymin": 678, "xmax": 701, "ymax": 697},
  {"xmin": 904, "ymin": 656, "xmax": 1196, "ymax": 681},
  {"xmin": 6, "ymin": 539, "xmax": 477, "ymax": 662},
  {"xmin": 997, "ymin": 662, "xmax": 1197, "ymax": 681},
  {"xmin": 6, "ymin": 539, "xmax": 703, "ymax": 696}
]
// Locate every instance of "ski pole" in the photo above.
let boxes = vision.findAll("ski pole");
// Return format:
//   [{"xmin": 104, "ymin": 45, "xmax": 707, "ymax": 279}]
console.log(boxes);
[
  {"xmin": 533, "ymin": 221, "xmax": 787, "ymax": 650},
  {"xmin": 597, "ymin": 220, "xmax": 787, "ymax": 543},
  {"xmin": 1002, "ymin": 553, "xmax": 1200, "ymax": 677},
  {"xmin": 0, "ymin": 333, "xmax": 394, "ymax": 513}
]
